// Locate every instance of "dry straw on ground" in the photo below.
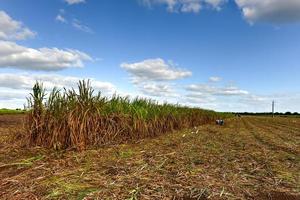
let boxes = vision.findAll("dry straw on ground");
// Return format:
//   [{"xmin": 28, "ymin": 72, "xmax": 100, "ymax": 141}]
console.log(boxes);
[{"xmin": 1, "ymin": 116, "xmax": 299, "ymax": 199}]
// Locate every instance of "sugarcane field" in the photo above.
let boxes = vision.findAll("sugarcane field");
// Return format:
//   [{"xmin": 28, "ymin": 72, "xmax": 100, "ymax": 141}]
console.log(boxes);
[
  {"xmin": 0, "ymin": 82, "xmax": 299, "ymax": 199},
  {"xmin": 1, "ymin": 1, "xmax": 300, "ymax": 199}
]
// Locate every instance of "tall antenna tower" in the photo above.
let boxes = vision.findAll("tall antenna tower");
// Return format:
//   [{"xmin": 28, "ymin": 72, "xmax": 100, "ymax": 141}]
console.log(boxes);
[{"xmin": 272, "ymin": 100, "xmax": 275, "ymax": 118}]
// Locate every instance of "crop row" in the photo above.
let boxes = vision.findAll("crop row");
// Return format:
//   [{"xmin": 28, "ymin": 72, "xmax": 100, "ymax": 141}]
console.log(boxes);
[{"xmin": 26, "ymin": 80, "xmax": 228, "ymax": 150}]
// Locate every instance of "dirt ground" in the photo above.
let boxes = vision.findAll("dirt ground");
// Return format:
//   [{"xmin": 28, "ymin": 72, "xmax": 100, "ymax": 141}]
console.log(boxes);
[{"xmin": 0, "ymin": 115, "xmax": 299, "ymax": 200}]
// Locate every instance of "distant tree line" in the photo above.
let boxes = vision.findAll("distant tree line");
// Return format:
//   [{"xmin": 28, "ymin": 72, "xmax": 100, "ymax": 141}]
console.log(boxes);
[{"xmin": 233, "ymin": 112, "xmax": 300, "ymax": 116}]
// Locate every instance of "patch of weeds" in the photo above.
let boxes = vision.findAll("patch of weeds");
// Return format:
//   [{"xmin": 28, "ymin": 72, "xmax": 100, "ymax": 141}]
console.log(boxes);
[
  {"xmin": 51, "ymin": 149, "xmax": 67, "ymax": 159},
  {"xmin": 190, "ymin": 167, "xmax": 204, "ymax": 175},
  {"xmin": 187, "ymin": 150, "xmax": 204, "ymax": 165},
  {"xmin": 204, "ymin": 142, "xmax": 222, "ymax": 154},
  {"xmin": 45, "ymin": 177, "xmax": 94, "ymax": 199},
  {"xmin": 77, "ymin": 188, "xmax": 99, "ymax": 200},
  {"xmin": 25, "ymin": 154, "xmax": 45, "ymax": 162},
  {"xmin": 277, "ymin": 171, "xmax": 296, "ymax": 183},
  {"xmin": 162, "ymin": 138, "xmax": 177, "ymax": 148},
  {"xmin": 2, "ymin": 154, "xmax": 45, "ymax": 168},
  {"xmin": 47, "ymin": 188, "xmax": 62, "ymax": 198},
  {"xmin": 80, "ymin": 153, "xmax": 93, "ymax": 172},
  {"xmin": 118, "ymin": 149, "xmax": 134, "ymax": 158},
  {"xmin": 126, "ymin": 186, "xmax": 140, "ymax": 200},
  {"xmin": 192, "ymin": 158, "xmax": 204, "ymax": 165}
]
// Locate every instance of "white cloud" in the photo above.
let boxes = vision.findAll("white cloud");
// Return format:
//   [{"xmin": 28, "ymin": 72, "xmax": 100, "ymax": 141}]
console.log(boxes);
[
  {"xmin": 140, "ymin": 82, "xmax": 179, "ymax": 97},
  {"xmin": 187, "ymin": 84, "xmax": 249, "ymax": 96},
  {"xmin": 184, "ymin": 91, "xmax": 244, "ymax": 111},
  {"xmin": 0, "ymin": 73, "xmax": 116, "ymax": 108},
  {"xmin": 235, "ymin": 93, "xmax": 300, "ymax": 113},
  {"xmin": 0, "ymin": 90, "xmax": 28, "ymax": 101},
  {"xmin": 0, "ymin": 73, "xmax": 112, "ymax": 92},
  {"xmin": 239, "ymin": 94, "xmax": 268, "ymax": 104},
  {"xmin": 209, "ymin": 76, "xmax": 222, "ymax": 82},
  {"xmin": 64, "ymin": 0, "xmax": 86, "ymax": 5},
  {"xmin": 205, "ymin": 0, "xmax": 225, "ymax": 10},
  {"xmin": 140, "ymin": 0, "xmax": 226, "ymax": 13},
  {"xmin": 235, "ymin": 0, "xmax": 300, "ymax": 24},
  {"xmin": 56, "ymin": 14, "xmax": 67, "ymax": 23},
  {"xmin": 183, "ymin": 83, "xmax": 300, "ymax": 112},
  {"xmin": 121, "ymin": 58, "xmax": 189, "ymax": 101},
  {"xmin": 121, "ymin": 58, "xmax": 192, "ymax": 83},
  {"xmin": 181, "ymin": 1, "xmax": 202, "ymax": 13},
  {"xmin": 0, "ymin": 73, "xmax": 116, "ymax": 93},
  {"xmin": 185, "ymin": 92, "xmax": 216, "ymax": 104},
  {"xmin": 184, "ymin": 83, "xmax": 251, "ymax": 110},
  {"xmin": 0, "ymin": 10, "xmax": 36, "ymax": 40},
  {"xmin": 140, "ymin": 0, "xmax": 300, "ymax": 23},
  {"xmin": 72, "ymin": 19, "xmax": 94, "ymax": 33},
  {"xmin": 0, "ymin": 41, "xmax": 92, "ymax": 71}
]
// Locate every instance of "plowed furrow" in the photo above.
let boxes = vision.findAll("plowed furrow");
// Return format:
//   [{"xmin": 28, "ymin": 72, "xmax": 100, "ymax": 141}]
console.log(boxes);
[
  {"xmin": 271, "ymin": 122, "xmax": 300, "ymax": 136},
  {"xmin": 243, "ymin": 118, "xmax": 299, "ymax": 155},
  {"xmin": 250, "ymin": 118, "xmax": 300, "ymax": 146}
]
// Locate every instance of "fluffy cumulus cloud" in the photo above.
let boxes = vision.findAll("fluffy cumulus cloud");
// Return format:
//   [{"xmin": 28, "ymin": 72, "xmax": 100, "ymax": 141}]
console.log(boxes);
[
  {"xmin": 182, "ymin": 78, "xmax": 254, "ymax": 110},
  {"xmin": 190, "ymin": 92, "xmax": 300, "ymax": 112},
  {"xmin": 121, "ymin": 58, "xmax": 192, "ymax": 83},
  {"xmin": 0, "ymin": 10, "xmax": 36, "ymax": 40},
  {"xmin": 0, "ymin": 10, "xmax": 92, "ymax": 71},
  {"xmin": 183, "ymin": 79, "xmax": 300, "ymax": 112},
  {"xmin": 0, "ymin": 10, "xmax": 102, "ymax": 107},
  {"xmin": 121, "ymin": 58, "xmax": 191, "ymax": 99},
  {"xmin": 186, "ymin": 84, "xmax": 249, "ymax": 96},
  {"xmin": 64, "ymin": 0, "xmax": 86, "ymax": 5},
  {"xmin": 185, "ymin": 92, "xmax": 216, "ymax": 104},
  {"xmin": 0, "ymin": 73, "xmax": 116, "ymax": 108},
  {"xmin": 0, "ymin": 73, "xmax": 116, "ymax": 92},
  {"xmin": 140, "ymin": 0, "xmax": 300, "ymax": 24},
  {"xmin": 235, "ymin": 0, "xmax": 300, "ymax": 24},
  {"xmin": 204, "ymin": 0, "xmax": 225, "ymax": 10},
  {"xmin": 0, "ymin": 41, "xmax": 92, "ymax": 71},
  {"xmin": 236, "ymin": 93, "xmax": 300, "ymax": 113},
  {"xmin": 140, "ymin": 83, "xmax": 179, "ymax": 97},
  {"xmin": 140, "ymin": 0, "xmax": 226, "ymax": 13}
]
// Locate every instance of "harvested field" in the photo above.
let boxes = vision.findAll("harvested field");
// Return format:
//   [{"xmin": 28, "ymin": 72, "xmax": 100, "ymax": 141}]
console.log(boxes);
[{"xmin": 0, "ymin": 115, "xmax": 300, "ymax": 199}]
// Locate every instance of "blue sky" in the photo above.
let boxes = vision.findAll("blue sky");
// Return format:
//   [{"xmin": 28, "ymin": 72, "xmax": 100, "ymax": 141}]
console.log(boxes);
[{"xmin": 1, "ymin": 0, "xmax": 300, "ymax": 112}]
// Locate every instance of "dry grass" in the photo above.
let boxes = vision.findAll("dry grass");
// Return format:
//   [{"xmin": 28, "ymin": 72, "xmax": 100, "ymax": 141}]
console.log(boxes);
[{"xmin": 0, "ymin": 115, "xmax": 299, "ymax": 199}]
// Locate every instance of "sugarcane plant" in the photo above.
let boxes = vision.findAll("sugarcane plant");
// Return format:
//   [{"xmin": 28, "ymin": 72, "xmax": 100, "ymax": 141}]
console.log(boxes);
[{"xmin": 26, "ymin": 80, "xmax": 229, "ymax": 150}]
